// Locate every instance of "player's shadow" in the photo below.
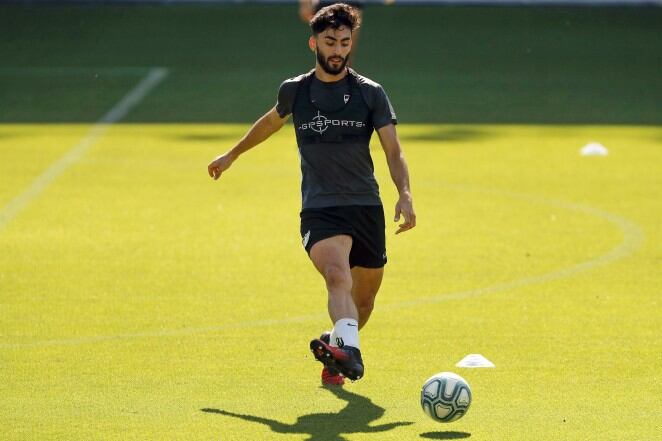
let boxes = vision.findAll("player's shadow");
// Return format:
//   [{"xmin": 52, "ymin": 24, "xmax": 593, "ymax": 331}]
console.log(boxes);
[
  {"xmin": 420, "ymin": 431, "xmax": 471, "ymax": 439},
  {"xmin": 201, "ymin": 386, "xmax": 414, "ymax": 441}
]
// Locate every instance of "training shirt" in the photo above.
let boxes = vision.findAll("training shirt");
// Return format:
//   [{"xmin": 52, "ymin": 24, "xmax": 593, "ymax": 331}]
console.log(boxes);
[{"xmin": 276, "ymin": 68, "xmax": 397, "ymax": 209}]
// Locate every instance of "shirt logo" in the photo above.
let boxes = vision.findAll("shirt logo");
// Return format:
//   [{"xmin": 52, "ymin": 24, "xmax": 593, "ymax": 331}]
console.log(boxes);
[
  {"xmin": 298, "ymin": 110, "xmax": 365, "ymax": 135},
  {"xmin": 343, "ymin": 94, "xmax": 350, "ymax": 104}
]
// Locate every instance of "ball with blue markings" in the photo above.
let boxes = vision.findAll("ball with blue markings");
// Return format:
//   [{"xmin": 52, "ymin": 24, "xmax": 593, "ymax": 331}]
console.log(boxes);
[{"xmin": 420, "ymin": 372, "xmax": 472, "ymax": 422}]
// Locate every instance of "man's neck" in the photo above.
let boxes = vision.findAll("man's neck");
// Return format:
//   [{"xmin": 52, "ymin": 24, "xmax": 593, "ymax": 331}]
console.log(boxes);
[{"xmin": 314, "ymin": 65, "xmax": 348, "ymax": 83}]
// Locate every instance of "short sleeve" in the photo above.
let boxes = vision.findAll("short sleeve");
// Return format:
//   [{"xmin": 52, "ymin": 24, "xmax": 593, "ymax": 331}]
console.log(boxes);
[
  {"xmin": 370, "ymin": 85, "xmax": 397, "ymax": 129},
  {"xmin": 275, "ymin": 79, "xmax": 299, "ymax": 118}
]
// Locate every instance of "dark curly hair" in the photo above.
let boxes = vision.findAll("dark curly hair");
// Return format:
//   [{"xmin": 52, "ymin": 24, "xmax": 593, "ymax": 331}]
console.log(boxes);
[{"xmin": 310, "ymin": 3, "xmax": 361, "ymax": 35}]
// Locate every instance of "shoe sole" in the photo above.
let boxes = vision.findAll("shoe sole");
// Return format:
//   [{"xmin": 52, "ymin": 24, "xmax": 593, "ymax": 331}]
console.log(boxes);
[
  {"xmin": 310, "ymin": 339, "xmax": 346, "ymax": 366},
  {"xmin": 310, "ymin": 339, "xmax": 363, "ymax": 381}
]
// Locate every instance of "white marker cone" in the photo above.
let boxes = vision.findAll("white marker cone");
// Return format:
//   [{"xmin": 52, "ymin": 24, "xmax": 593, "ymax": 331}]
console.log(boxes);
[
  {"xmin": 456, "ymin": 354, "xmax": 495, "ymax": 368},
  {"xmin": 580, "ymin": 142, "xmax": 608, "ymax": 156}
]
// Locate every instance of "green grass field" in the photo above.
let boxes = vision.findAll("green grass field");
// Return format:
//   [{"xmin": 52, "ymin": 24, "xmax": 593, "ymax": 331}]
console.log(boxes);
[{"xmin": 1, "ymin": 4, "xmax": 661, "ymax": 441}]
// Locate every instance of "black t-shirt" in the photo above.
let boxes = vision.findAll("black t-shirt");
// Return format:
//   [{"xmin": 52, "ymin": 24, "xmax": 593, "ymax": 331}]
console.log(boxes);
[
  {"xmin": 276, "ymin": 69, "xmax": 397, "ymax": 209},
  {"xmin": 277, "ymin": 71, "xmax": 396, "ymax": 128}
]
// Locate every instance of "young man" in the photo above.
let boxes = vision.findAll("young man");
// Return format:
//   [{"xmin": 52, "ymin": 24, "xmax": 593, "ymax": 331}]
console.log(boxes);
[
  {"xmin": 299, "ymin": 0, "xmax": 364, "ymax": 64},
  {"xmin": 207, "ymin": 3, "xmax": 415, "ymax": 385}
]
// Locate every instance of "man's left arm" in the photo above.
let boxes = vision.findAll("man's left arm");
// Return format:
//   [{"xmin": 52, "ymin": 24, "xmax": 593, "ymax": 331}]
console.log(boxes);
[{"xmin": 377, "ymin": 124, "xmax": 416, "ymax": 234}]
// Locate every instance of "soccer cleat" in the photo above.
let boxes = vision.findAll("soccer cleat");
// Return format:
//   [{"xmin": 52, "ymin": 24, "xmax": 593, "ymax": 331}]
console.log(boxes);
[
  {"xmin": 321, "ymin": 366, "xmax": 345, "ymax": 386},
  {"xmin": 320, "ymin": 331, "xmax": 332, "ymax": 345},
  {"xmin": 310, "ymin": 338, "xmax": 364, "ymax": 381},
  {"xmin": 319, "ymin": 332, "xmax": 344, "ymax": 386}
]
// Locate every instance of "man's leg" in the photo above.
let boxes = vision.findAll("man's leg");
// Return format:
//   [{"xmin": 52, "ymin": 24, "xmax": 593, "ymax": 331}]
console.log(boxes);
[
  {"xmin": 308, "ymin": 235, "xmax": 364, "ymax": 381},
  {"xmin": 350, "ymin": 266, "xmax": 384, "ymax": 330},
  {"xmin": 309, "ymin": 235, "xmax": 357, "ymax": 324}
]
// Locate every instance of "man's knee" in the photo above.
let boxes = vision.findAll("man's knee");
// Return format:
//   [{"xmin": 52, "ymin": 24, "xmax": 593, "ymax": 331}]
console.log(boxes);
[{"xmin": 324, "ymin": 264, "xmax": 352, "ymax": 292}]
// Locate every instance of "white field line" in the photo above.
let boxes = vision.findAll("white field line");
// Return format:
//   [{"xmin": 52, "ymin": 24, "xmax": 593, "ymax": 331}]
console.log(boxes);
[
  {"xmin": 380, "ymin": 185, "xmax": 645, "ymax": 311},
  {"xmin": 0, "ymin": 67, "xmax": 169, "ymax": 232},
  {"xmin": 0, "ymin": 186, "xmax": 644, "ymax": 350}
]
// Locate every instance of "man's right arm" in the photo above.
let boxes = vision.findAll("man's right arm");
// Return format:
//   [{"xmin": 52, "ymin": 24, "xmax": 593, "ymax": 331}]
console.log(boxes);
[{"xmin": 207, "ymin": 106, "xmax": 288, "ymax": 180}]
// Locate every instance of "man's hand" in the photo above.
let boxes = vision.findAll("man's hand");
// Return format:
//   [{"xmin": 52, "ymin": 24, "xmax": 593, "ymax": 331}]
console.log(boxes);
[
  {"xmin": 207, "ymin": 151, "xmax": 236, "ymax": 180},
  {"xmin": 207, "ymin": 107, "xmax": 287, "ymax": 181},
  {"xmin": 394, "ymin": 192, "xmax": 416, "ymax": 234},
  {"xmin": 376, "ymin": 124, "xmax": 415, "ymax": 234}
]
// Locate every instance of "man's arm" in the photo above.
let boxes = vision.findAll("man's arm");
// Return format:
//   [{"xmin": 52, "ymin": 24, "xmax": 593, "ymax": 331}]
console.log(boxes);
[
  {"xmin": 208, "ymin": 106, "xmax": 288, "ymax": 180},
  {"xmin": 377, "ymin": 124, "xmax": 416, "ymax": 234}
]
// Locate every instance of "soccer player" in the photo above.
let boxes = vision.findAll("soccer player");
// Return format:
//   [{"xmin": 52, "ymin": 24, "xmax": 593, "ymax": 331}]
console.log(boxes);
[
  {"xmin": 299, "ymin": 0, "xmax": 364, "ymax": 64},
  {"xmin": 208, "ymin": 3, "xmax": 415, "ymax": 385}
]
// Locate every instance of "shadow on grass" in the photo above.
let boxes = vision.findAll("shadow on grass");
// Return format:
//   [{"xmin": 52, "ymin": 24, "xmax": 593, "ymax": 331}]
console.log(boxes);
[
  {"xmin": 397, "ymin": 126, "xmax": 493, "ymax": 143},
  {"xmin": 420, "ymin": 431, "xmax": 472, "ymax": 439},
  {"xmin": 201, "ymin": 386, "xmax": 413, "ymax": 441}
]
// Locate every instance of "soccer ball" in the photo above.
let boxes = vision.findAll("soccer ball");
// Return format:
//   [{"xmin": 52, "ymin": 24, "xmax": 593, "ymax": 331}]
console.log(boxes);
[{"xmin": 420, "ymin": 372, "xmax": 472, "ymax": 422}]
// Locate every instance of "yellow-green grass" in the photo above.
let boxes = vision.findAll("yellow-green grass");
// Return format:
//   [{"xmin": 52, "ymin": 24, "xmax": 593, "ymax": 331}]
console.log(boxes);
[{"xmin": 1, "ymin": 123, "xmax": 660, "ymax": 440}]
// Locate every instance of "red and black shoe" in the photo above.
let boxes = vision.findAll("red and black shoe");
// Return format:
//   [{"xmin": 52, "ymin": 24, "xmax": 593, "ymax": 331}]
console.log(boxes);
[
  {"xmin": 321, "ymin": 366, "xmax": 345, "ymax": 386},
  {"xmin": 319, "ymin": 332, "xmax": 344, "ymax": 386},
  {"xmin": 310, "ymin": 335, "xmax": 364, "ymax": 381}
]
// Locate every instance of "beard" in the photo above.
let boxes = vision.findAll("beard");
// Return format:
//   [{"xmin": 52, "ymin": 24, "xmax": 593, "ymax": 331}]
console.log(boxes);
[{"xmin": 317, "ymin": 50, "xmax": 350, "ymax": 75}]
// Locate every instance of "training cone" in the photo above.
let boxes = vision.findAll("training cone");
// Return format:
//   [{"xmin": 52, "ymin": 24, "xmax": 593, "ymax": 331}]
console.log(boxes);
[{"xmin": 580, "ymin": 142, "xmax": 608, "ymax": 156}]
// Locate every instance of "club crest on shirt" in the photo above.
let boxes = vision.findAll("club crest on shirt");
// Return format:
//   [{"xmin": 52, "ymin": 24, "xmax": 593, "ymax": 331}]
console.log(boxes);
[
  {"xmin": 298, "ymin": 110, "xmax": 366, "ymax": 135},
  {"xmin": 343, "ymin": 94, "xmax": 350, "ymax": 104}
]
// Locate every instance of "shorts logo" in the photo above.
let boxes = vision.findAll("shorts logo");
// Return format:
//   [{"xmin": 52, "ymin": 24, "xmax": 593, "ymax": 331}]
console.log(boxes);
[
  {"xmin": 302, "ymin": 230, "xmax": 311, "ymax": 248},
  {"xmin": 298, "ymin": 110, "xmax": 365, "ymax": 135}
]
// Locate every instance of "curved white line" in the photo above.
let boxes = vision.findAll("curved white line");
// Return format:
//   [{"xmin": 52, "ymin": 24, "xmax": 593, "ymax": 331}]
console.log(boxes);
[
  {"xmin": 380, "ymin": 185, "xmax": 644, "ymax": 310},
  {"xmin": 0, "ymin": 187, "xmax": 643, "ymax": 349}
]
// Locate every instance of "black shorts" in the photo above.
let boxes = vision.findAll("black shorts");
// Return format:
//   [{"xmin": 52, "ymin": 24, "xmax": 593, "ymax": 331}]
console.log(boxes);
[{"xmin": 300, "ymin": 205, "xmax": 386, "ymax": 268}]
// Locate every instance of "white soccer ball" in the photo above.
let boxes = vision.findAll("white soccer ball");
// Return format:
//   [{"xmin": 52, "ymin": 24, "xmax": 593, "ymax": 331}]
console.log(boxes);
[{"xmin": 420, "ymin": 372, "xmax": 472, "ymax": 422}]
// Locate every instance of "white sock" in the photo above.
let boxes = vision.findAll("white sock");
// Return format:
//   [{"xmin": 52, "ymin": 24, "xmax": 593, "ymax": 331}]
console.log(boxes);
[
  {"xmin": 329, "ymin": 328, "xmax": 340, "ymax": 347},
  {"xmin": 330, "ymin": 318, "xmax": 360, "ymax": 349}
]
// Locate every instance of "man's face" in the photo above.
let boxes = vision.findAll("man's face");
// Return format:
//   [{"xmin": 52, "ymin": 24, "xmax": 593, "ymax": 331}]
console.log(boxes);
[{"xmin": 312, "ymin": 26, "xmax": 352, "ymax": 75}]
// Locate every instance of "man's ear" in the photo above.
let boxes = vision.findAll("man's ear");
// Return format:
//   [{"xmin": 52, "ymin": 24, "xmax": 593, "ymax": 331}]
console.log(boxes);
[{"xmin": 308, "ymin": 35, "xmax": 316, "ymax": 53}]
